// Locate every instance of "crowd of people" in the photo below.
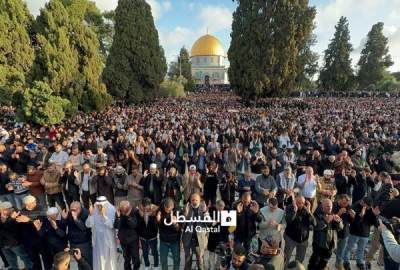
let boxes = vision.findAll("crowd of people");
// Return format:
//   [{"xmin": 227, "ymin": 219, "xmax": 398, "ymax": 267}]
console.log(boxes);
[{"xmin": 1, "ymin": 92, "xmax": 400, "ymax": 270}]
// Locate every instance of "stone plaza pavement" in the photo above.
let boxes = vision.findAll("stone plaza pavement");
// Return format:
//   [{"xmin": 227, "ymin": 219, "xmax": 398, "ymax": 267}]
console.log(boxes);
[{"xmin": 0, "ymin": 233, "xmax": 382, "ymax": 270}]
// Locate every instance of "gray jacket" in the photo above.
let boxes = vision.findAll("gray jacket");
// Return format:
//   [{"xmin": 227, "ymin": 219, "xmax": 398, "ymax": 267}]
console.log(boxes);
[{"xmin": 255, "ymin": 174, "xmax": 277, "ymax": 205}]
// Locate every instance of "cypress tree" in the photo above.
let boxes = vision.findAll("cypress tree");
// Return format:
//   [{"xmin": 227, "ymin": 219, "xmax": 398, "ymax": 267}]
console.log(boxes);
[
  {"xmin": 63, "ymin": 0, "xmax": 112, "ymax": 111},
  {"xmin": 103, "ymin": 0, "xmax": 167, "ymax": 103},
  {"xmin": 32, "ymin": 0, "xmax": 80, "ymax": 99},
  {"xmin": 168, "ymin": 47, "xmax": 195, "ymax": 91},
  {"xmin": 319, "ymin": 16, "xmax": 354, "ymax": 91},
  {"xmin": 0, "ymin": 0, "xmax": 34, "ymax": 94},
  {"xmin": 228, "ymin": 0, "xmax": 316, "ymax": 99},
  {"xmin": 32, "ymin": 0, "xmax": 111, "ymax": 114},
  {"xmin": 357, "ymin": 22, "xmax": 393, "ymax": 89}
]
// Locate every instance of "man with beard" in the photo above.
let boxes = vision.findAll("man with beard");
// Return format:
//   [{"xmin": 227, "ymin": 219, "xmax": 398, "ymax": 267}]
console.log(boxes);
[
  {"xmin": 85, "ymin": 196, "xmax": 117, "ymax": 270},
  {"xmin": 308, "ymin": 199, "xmax": 343, "ymax": 270},
  {"xmin": 17, "ymin": 195, "xmax": 53, "ymax": 269},
  {"xmin": 221, "ymin": 244, "xmax": 248, "ymax": 270},
  {"xmin": 113, "ymin": 165, "xmax": 129, "ymax": 207},
  {"xmin": 94, "ymin": 167, "xmax": 114, "ymax": 204},
  {"xmin": 41, "ymin": 162, "xmax": 66, "ymax": 209},
  {"xmin": 140, "ymin": 163, "xmax": 163, "ymax": 205},
  {"xmin": 283, "ymin": 195, "xmax": 315, "ymax": 266},
  {"xmin": 61, "ymin": 161, "xmax": 80, "ymax": 206},
  {"xmin": 182, "ymin": 193, "xmax": 209, "ymax": 270},
  {"xmin": 61, "ymin": 201, "xmax": 92, "ymax": 266},
  {"xmin": 255, "ymin": 166, "xmax": 277, "ymax": 207},
  {"xmin": 157, "ymin": 198, "xmax": 181, "ymax": 270},
  {"xmin": 333, "ymin": 194, "xmax": 355, "ymax": 270},
  {"xmin": 0, "ymin": 201, "xmax": 33, "ymax": 270},
  {"xmin": 114, "ymin": 200, "xmax": 140, "ymax": 270},
  {"xmin": 234, "ymin": 192, "xmax": 261, "ymax": 251}
]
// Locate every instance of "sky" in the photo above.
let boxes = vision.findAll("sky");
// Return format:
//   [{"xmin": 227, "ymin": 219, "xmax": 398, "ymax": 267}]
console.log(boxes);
[{"xmin": 26, "ymin": 0, "xmax": 400, "ymax": 72}]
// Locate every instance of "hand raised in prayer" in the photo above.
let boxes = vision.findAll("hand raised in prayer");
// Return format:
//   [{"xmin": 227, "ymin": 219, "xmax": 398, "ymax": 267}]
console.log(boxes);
[
  {"xmin": 89, "ymin": 206, "xmax": 94, "ymax": 216},
  {"xmin": 16, "ymin": 214, "xmax": 30, "ymax": 223},
  {"xmin": 236, "ymin": 202, "xmax": 243, "ymax": 214},
  {"xmin": 61, "ymin": 209, "xmax": 69, "ymax": 219},
  {"xmin": 10, "ymin": 211, "xmax": 20, "ymax": 219},
  {"xmin": 48, "ymin": 218, "xmax": 57, "ymax": 229},
  {"xmin": 250, "ymin": 201, "xmax": 259, "ymax": 213},
  {"xmin": 305, "ymin": 200, "xmax": 311, "ymax": 214},
  {"xmin": 100, "ymin": 205, "xmax": 107, "ymax": 217},
  {"xmin": 156, "ymin": 211, "xmax": 161, "ymax": 222},
  {"xmin": 33, "ymin": 219, "xmax": 42, "ymax": 231}
]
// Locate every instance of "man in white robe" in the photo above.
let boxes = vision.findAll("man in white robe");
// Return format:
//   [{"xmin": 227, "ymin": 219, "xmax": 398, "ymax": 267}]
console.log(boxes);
[{"xmin": 85, "ymin": 196, "xmax": 117, "ymax": 270}]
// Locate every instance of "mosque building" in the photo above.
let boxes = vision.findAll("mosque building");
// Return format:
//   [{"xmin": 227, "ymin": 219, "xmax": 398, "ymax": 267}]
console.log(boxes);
[{"xmin": 190, "ymin": 34, "xmax": 229, "ymax": 85}]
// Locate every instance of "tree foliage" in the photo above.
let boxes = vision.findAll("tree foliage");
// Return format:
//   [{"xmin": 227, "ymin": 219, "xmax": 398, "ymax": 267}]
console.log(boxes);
[
  {"xmin": 0, "ymin": 0, "xmax": 34, "ymax": 94},
  {"xmin": 103, "ymin": 0, "xmax": 167, "ymax": 103},
  {"xmin": 168, "ymin": 47, "xmax": 195, "ymax": 91},
  {"xmin": 357, "ymin": 22, "xmax": 393, "ymax": 89},
  {"xmin": 20, "ymin": 81, "xmax": 70, "ymax": 125},
  {"xmin": 32, "ymin": 0, "xmax": 111, "ymax": 114},
  {"xmin": 228, "ymin": 0, "xmax": 316, "ymax": 99},
  {"xmin": 160, "ymin": 76, "xmax": 187, "ymax": 98},
  {"xmin": 319, "ymin": 17, "xmax": 354, "ymax": 91},
  {"xmin": 295, "ymin": 33, "xmax": 319, "ymax": 90}
]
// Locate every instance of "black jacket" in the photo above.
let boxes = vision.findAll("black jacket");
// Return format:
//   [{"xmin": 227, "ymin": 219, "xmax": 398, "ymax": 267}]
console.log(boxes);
[
  {"xmin": 349, "ymin": 202, "xmax": 378, "ymax": 237},
  {"xmin": 62, "ymin": 209, "xmax": 91, "ymax": 245},
  {"xmin": 114, "ymin": 208, "xmax": 139, "ymax": 245},
  {"xmin": 158, "ymin": 209, "xmax": 181, "ymax": 243},
  {"xmin": 0, "ymin": 171, "xmax": 11, "ymax": 195},
  {"xmin": 0, "ymin": 217, "xmax": 21, "ymax": 248},
  {"xmin": 39, "ymin": 219, "xmax": 67, "ymax": 256},
  {"xmin": 95, "ymin": 175, "xmax": 114, "ymax": 203},
  {"xmin": 312, "ymin": 209, "xmax": 343, "ymax": 250},
  {"xmin": 137, "ymin": 213, "xmax": 158, "ymax": 240},
  {"xmin": 234, "ymin": 202, "xmax": 262, "ymax": 241},
  {"xmin": 140, "ymin": 174, "xmax": 163, "ymax": 205},
  {"xmin": 332, "ymin": 202, "xmax": 354, "ymax": 239},
  {"xmin": 285, "ymin": 204, "xmax": 316, "ymax": 243},
  {"xmin": 61, "ymin": 170, "xmax": 80, "ymax": 196},
  {"xmin": 350, "ymin": 174, "xmax": 374, "ymax": 203}
]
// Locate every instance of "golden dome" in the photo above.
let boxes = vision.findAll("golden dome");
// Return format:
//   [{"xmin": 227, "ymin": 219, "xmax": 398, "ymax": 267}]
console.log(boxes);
[{"xmin": 191, "ymin": 34, "xmax": 225, "ymax": 57}]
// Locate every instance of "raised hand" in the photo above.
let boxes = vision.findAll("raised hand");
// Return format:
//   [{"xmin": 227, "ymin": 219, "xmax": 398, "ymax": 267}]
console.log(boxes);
[
  {"xmin": 250, "ymin": 201, "xmax": 259, "ymax": 213},
  {"xmin": 305, "ymin": 200, "xmax": 311, "ymax": 213},
  {"xmin": 33, "ymin": 219, "xmax": 42, "ymax": 231},
  {"xmin": 16, "ymin": 214, "xmax": 30, "ymax": 223},
  {"xmin": 89, "ymin": 206, "xmax": 94, "ymax": 216},
  {"xmin": 61, "ymin": 209, "xmax": 69, "ymax": 219},
  {"xmin": 236, "ymin": 202, "xmax": 243, "ymax": 214}
]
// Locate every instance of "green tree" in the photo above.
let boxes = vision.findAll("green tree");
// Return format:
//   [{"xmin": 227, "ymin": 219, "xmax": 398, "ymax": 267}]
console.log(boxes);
[
  {"xmin": 32, "ymin": 0, "xmax": 111, "ymax": 114},
  {"xmin": 20, "ymin": 81, "xmax": 70, "ymax": 125},
  {"xmin": 357, "ymin": 22, "xmax": 393, "ymax": 89},
  {"xmin": 168, "ymin": 47, "xmax": 195, "ymax": 91},
  {"xmin": 160, "ymin": 76, "xmax": 187, "ymax": 98},
  {"xmin": 295, "ymin": 33, "xmax": 319, "ymax": 90},
  {"xmin": 319, "ymin": 16, "xmax": 354, "ymax": 91},
  {"xmin": 103, "ymin": 0, "xmax": 167, "ymax": 103},
  {"xmin": 0, "ymin": 0, "xmax": 34, "ymax": 94},
  {"xmin": 228, "ymin": 0, "xmax": 316, "ymax": 99}
]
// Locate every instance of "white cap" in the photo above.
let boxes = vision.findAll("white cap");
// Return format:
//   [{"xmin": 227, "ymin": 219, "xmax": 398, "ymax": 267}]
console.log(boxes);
[
  {"xmin": 189, "ymin": 165, "xmax": 197, "ymax": 171},
  {"xmin": 96, "ymin": 196, "xmax": 108, "ymax": 205},
  {"xmin": 47, "ymin": 207, "xmax": 59, "ymax": 216},
  {"xmin": 0, "ymin": 201, "xmax": 13, "ymax": 210},
  {"xmin": 150, "ymin": 163, "xmax": 157, "ymax": 169},
  {"xmin": 323, "ymin": 169, "xmax": 334, "ymax": 176},
  {"xmin": 23, "ymin": 195, "xmax": 36, "ymax": 205}
]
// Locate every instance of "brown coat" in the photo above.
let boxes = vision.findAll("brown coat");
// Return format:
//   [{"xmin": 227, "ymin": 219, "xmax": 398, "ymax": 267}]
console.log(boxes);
[
  {"xmin": 40, "ymin": 169, "xmax": 62, "ymax": 195},
  {"xmin": 26, "ymin": 170, "xmax": 44, "ymax": 196}
]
